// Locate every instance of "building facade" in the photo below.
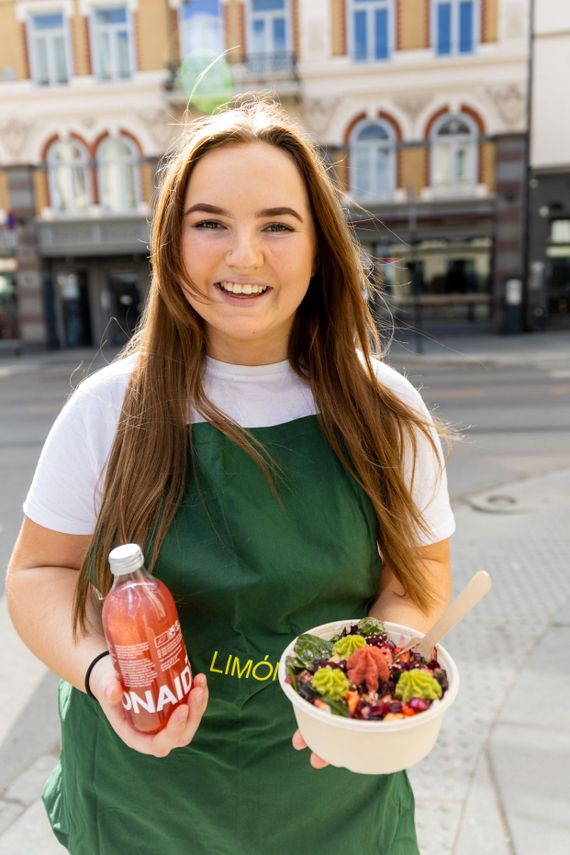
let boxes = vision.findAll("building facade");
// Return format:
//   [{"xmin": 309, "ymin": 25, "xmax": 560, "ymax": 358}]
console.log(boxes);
[
  {"xmin": 527, "ymin": 0, "xmax": 570, "ymax": 330},
  {"xmin": 0, "ymin": 0, "xmax": 536, "ymax": 349}
]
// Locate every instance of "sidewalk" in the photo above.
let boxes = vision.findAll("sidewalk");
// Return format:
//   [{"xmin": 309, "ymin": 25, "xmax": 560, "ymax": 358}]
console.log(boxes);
[
  {"xmin": 411, "ymin": 467, "xmax": 570, "ymax": 855},
  {"xmin": 0, "ymin": 329, "xmax": 569, "ymax": 374},
  {"xmin": 0, "ymin": 467, "xmax": 568, "ymax": 853},
  {"xmin": 386, "ymin": 327, "xmax": 570, "ymax": 367}
]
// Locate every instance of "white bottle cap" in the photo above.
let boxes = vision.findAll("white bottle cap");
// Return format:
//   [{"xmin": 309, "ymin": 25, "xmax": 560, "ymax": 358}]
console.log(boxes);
[{"xmin": 108, "ymin": 543, "xmax": 144, "ymax": 575}]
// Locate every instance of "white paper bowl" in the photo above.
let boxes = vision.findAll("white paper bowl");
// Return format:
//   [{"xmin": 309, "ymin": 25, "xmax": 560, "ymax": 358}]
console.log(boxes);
[{"xmin": 278, "ymin": 619, "xmax": 459, "ymax": 775}]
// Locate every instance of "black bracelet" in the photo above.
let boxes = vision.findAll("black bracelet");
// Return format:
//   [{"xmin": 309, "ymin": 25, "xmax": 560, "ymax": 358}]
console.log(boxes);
[{"xmin": 85, "ymin": 650, "xmax": 111, "ymax": 700}]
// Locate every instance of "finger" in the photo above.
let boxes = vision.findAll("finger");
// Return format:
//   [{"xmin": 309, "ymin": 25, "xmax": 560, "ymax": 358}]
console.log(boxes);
[
  {"xmin": 149, "ymin": 675, "xmax": 209, "ymax": 756},
  {"xmin": 181, "ymin": 674, "xmax": 209, "ymax": 736},
  {"xmin": 292, "ymin": 730, "xmax": 307, "ymax": 750},
  {"xmin": 291, "ymin": 731, "xmax": 329, "ymax": 768},
  {"xmin": 103, "ymin": 677, "xmax": 123, "ymax": 705},
  {"xmin": 103, "ymin": 674, "xmax": 209, "ymax": 756}
]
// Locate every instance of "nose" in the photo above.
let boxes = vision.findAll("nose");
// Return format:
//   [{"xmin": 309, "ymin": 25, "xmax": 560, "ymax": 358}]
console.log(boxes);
[{"xmin": 225, "ymin": 229, "xmax": 263, "ymax": 269}]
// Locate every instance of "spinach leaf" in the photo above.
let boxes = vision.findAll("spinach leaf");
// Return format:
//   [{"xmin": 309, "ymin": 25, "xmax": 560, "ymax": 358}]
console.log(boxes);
[
  {"xmin": 319, "ymin": 696, "xmax": 350, "ymax": 717},
  {"xmin": 285, "ymin": 657, "xmax": 299, "ymax": 690},
  {"xmin": 357, "ymin": 616, "xmax": 386, "ymax": 637},
  {"xmin": 294, "ymin": 633, "xmax": 334, "ymax": 669}
]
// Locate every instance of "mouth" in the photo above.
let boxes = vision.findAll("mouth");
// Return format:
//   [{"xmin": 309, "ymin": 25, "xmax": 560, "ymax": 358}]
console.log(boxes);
[{"xmin": 214, "ymin": 280, "xmax": 271, "ymax": 299}]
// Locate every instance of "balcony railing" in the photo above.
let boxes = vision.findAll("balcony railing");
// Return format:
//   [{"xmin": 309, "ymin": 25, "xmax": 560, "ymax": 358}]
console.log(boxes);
[
  {"xmin": 164, "ymin": 51, "xmax": 299, "ymax": 98},
  {"xmin": 243, "ymin": 51, "xmax": 297, "ymax": 76}
]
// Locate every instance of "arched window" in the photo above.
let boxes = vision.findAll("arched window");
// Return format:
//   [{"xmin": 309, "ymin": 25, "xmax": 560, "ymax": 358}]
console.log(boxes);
[
  {"xmin": 349, "ymin": 120, "xmax": 396, "ymax": 200},
  {"xmin": 97, "ymin": 136, "xmax": 140, "ymax": 212},
  {"xmin": 47, "ymin": 138, "xmax": 91, "ymax": 213},
  {"xmin": 431, "ymin": 114, "xmax": 478, "ymax": 195}
]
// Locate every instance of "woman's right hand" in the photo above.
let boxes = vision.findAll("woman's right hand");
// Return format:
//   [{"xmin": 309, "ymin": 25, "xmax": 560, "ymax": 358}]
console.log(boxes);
[{"xmin": 89, "ymin": 655, "xmax": 209, "ymax": 757}]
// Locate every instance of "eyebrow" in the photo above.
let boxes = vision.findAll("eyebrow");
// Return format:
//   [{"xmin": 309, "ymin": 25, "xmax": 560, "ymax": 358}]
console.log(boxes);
[{"xmin": 184, "ymin": 203, "xmax": 304, "ymax": 223}]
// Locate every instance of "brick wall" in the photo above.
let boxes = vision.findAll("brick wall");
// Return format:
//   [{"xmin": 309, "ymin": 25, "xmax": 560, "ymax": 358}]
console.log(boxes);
[
  {"xmin": 32, "ymin": 167, "xmax": 48, "ymax": 215},
  {"xmin": 331, "ymin": 0, "xmax": 347, "ymax": 56},
  {"xmin": 398, "ymin": 0, "xmax": 430, "ymax": 51},
  {"xmin": 136, "ymin": 0, "xmax": 169, "ymax": 71},
  {"xmin": 481, "ymin": 141, "xmax": 496, "ymax": 193},
  {"xmin": 482, "ymin": 0, "xmax": 498, "ymax": 43},
  {"xmin": 401, "ymin": 147, "xmax": 427, "ymax": 197},
  {"xmin": 225, "ymin": 0, "xmax": 246, "ymax": 63}
]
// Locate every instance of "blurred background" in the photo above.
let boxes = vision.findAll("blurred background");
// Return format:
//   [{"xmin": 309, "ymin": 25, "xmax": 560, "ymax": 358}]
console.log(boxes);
[{"xmin": 0, "ymin": 0, "xmax": 568, "ymax": 354}]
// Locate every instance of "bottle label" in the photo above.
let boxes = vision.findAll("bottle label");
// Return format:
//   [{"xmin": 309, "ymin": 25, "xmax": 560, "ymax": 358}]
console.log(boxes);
[
  {"xmin": 121, "ymin": 662, "xmax": 192, "ymax": 715},
  {"xmin": 112, "ymin": 619, "xmax": 192, "ymax": 716}
]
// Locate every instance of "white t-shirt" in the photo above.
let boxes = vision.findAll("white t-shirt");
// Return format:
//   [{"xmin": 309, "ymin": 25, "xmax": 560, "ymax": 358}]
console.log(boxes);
[{"xmin": 23, "ymin": 354, "xmax": 455, "ymax": 545}]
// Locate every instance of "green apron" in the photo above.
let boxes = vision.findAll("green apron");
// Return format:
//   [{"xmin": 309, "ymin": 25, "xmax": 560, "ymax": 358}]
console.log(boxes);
[{"xmin": 43, "ymin": 416, "xmax": 419, "ymax": 854}]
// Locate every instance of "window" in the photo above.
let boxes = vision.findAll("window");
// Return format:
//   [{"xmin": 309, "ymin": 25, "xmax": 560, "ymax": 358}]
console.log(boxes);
[
  {"xmin": 434, "ymin": 0, "xmax": 478, "ymax": 56},
  {"xmin": 550, "ymin": 220, "xmax": 570, "ymax": 244},
  {"xmin": 180, "ymin": 0, "xmax": 224, "ymax": 58},
  {"xmin": 431, "ymin": 114, "xmax": 478, "ymax": 195},
  {"xmin": 47, "ymin": 139, "xmax": 92, "ymax": 213},
  {"xmin": 97, "ymin": 136, "xmax": 140, "ymax": 211},
  {"xmin": 349, "ymin": 120, "xmax": 396, "ymax": 200},
  {"xmin": 349, "ymin": 0, "xmax": 393, "ymax": 63},
  {"xmin": 91, "ymin": 6, "xmax": 134, "ymax": 80},
  {"xmin": 546, "ymin": 219, "xmax": 570, "ymax": 316},
  {"xmin": 28, "ymin": 11, "xmax": 71, "ymax": 85},
  {"xmin": 248, "ymin": 0, "xmax": 291, "ymax": 71},
  {"xmin": 0, "ymin": 275, "xmax": 19, "ymax": 341}
]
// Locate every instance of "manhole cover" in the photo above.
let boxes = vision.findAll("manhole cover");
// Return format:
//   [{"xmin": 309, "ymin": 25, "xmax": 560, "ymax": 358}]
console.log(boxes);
[{"xmin": 469, "ymin": 493, "xmax": 528, "ymax": 514}]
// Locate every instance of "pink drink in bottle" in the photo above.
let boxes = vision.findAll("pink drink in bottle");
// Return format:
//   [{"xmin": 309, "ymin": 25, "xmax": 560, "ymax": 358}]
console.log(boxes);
[{"xmin": 102, "ymin": 543, "xmax": 192, "ymax": 734}]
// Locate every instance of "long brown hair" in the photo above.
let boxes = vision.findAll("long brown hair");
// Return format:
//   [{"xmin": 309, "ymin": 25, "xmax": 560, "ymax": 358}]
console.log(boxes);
[{"xmin": 73, "ymin": 95, "xmax": 448, "ymax": 635}]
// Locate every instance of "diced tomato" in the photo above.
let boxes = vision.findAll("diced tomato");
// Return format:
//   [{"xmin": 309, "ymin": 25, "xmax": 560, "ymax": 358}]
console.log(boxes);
[
  {"xmin": 401, "ymin": 704, "xmax": 416, "ymax": 717},
  {"xmin": 346, "ymin": 691, "xmax": 359, "ymax": 715}
]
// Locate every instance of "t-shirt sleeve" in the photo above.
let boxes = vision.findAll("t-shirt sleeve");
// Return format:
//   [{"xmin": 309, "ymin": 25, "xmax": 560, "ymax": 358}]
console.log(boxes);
[
  {"xmin": 23, "ymin": 361, "xmax": 130, "ymax": 535},
  {"xmin": 373, "ymin": 360, "xmax": 456, "ymax": 546}
]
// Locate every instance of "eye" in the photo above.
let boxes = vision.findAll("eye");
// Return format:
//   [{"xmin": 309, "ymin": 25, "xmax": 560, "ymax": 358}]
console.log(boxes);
[
  {"xmin": 265, "ymin": 223, "xmax": 294, "ymax": 233},
  {"xmin": 194, "ymin": 220, "xmax": 224, "ymax": 229}
]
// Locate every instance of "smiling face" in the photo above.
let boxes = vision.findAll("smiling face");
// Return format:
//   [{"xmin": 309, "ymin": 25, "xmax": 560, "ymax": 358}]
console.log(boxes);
[{"xmin": 180, "ymin": 141, "xmax": 318, "ymax": 364}]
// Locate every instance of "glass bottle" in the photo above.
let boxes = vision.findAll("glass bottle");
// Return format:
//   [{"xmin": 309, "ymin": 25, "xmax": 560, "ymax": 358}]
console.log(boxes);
[{"xmin": 102, "ymin": 543, "xmax": 192, "ymax": 734}]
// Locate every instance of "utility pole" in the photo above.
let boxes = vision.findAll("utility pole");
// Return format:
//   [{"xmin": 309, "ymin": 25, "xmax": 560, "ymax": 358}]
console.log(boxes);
[{"xmin": 521, "ymin": 0, "xmax": 536, "ymax": 331}]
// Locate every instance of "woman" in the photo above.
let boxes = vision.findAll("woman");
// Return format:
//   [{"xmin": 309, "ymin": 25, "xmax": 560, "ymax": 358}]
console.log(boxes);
[{"xmin": 7, "ymin": 97, "xmax": 454, "ymax": 854}]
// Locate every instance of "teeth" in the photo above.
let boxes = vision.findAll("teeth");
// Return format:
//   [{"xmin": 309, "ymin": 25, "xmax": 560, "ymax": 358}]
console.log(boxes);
[{"xmin": 218, "ymin": 281, "xmax": 268, "ymax": 295}]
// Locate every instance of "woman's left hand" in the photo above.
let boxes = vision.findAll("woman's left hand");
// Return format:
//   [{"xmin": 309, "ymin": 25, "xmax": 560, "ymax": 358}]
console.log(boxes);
[{"xmin": 291, "ymin": 730, "xmax": 329, "ymax": 769}]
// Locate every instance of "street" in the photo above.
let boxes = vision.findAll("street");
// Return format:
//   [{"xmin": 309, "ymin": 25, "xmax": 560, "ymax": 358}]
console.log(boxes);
[
  {"xmin": 398, "ymin": 359, "xmax": 570, "ymax": 501},
  {"xmin": 0, "ymin": 335, "xmax": 569, "ymax": 853}
]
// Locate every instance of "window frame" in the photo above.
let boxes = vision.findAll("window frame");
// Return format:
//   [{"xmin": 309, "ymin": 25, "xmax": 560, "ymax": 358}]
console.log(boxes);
[
  {"xmin": 46, "ymin": 138, "xmax": 93, "ymax": 215},
  {"xmin": 429, "ymin": 112, "xmax": 479, "ymax": 197},
  {"xmin": 347, "ymin": 0, "xmax": 395, "ymax": 64},
  {"xmin": 96, "ymin": 135, "xmax": 142, "ymax": 212},
  {"xmin": 432, "ymin": 0, "xmax": 480, "ymax": 58},
  {"xmin": 89, "ymin": 4, "xmax": 135, "ymax": 81},
  {"xmin": 245, "ymin": 0, "xmax": 292, "ymax": 62},
  {"xmin": 349, "ymin": 118, "xmax": 397, "ymax": 202},
  {"xmin": 26, "ymin": 8, "xmax": 74, "ymax": 86},
  {"xmin": 178, "ymin": 0, "xmax": 224, "ymax": 59}
]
